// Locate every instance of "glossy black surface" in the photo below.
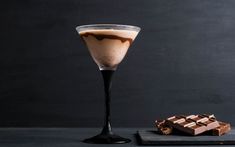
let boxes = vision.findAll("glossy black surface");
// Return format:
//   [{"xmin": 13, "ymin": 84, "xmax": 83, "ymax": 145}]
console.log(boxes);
[{"xmin": 0, "ymin": 128, "xmax": 234, "ymax": 147}]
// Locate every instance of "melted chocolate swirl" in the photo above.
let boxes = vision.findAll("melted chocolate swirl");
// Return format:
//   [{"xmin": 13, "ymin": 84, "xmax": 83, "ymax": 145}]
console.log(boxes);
[{"xmin": 81, "ymin": 32, "xmax": 133, "ymax": 44}]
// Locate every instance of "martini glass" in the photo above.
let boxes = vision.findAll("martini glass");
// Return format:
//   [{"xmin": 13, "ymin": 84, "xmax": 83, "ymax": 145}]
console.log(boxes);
[{"xmin": 76, "ymin": 24, "xmax": 140, "ymax": 144}]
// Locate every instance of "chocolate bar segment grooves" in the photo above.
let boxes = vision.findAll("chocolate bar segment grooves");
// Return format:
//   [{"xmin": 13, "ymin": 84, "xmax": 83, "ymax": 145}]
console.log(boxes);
[{"xmin": 165, "ymin": 115, "xmax": 220, "ymax": 135}]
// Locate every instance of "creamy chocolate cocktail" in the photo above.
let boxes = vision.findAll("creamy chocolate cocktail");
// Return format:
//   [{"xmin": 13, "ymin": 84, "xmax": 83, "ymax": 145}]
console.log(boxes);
[
  {"xmin": 76, "ymin": 24, "xmax": 140, "ymax": 144},
  {"xmin": 79, "ymin": 29, "xmax": 138, "ymax": 70}
]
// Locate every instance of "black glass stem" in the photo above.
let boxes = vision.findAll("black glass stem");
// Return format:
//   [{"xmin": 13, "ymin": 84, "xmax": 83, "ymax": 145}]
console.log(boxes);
[
  {"xmin": 101, "ymin": 70, "xmax": 114, "ymax": 134},
  {"xmin": 83, "ymin": 70, "xmax": 131, "ymax": 144}
]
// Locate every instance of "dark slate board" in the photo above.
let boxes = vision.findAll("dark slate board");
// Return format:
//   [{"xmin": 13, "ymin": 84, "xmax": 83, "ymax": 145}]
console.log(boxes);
[{"xmin": 137, "ymin": 130, "xmax": 235, "ymax": 145}]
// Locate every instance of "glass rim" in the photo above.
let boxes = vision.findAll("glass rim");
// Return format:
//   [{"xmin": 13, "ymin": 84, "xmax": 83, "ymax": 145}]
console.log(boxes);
[{"xmin": 76, "ymin": 24, "xmax": 141, "ymax": 33}]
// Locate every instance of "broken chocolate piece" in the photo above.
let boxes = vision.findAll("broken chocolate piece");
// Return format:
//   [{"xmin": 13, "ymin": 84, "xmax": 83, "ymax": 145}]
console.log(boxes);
[
  {"xmin": 212, "ymin": 121, "xmax": 231, "ymax": 136},
  {"xmin": 155, "ymin": 120, "xmax": 173, "ymax": 135}
]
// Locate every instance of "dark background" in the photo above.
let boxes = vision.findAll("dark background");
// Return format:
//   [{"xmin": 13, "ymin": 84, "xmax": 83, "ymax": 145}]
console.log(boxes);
[{"xmin": 1, "ymin": 0, "xmax": 235, "ymax": 127}]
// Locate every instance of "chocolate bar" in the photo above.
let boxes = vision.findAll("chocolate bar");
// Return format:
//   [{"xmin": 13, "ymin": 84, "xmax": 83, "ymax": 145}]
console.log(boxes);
[
  {"xmin": 212, "ymin": 121, "xmax": 231, "ymax": 136},
  {"xmin": 165, "ymin": 114, "xmax": 220, "ymax": 135}
]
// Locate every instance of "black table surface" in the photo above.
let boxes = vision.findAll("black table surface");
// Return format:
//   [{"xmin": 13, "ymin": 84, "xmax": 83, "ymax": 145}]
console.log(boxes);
[{"xmin": 0, "ymin": 128, "xmax": 234, "ymax": 147}]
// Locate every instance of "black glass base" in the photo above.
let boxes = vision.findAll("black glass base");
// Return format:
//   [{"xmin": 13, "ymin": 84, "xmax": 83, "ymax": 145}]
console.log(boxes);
[{"xmin": 83, "ymin": 133, "xmax": 131, "ymax": 144}]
